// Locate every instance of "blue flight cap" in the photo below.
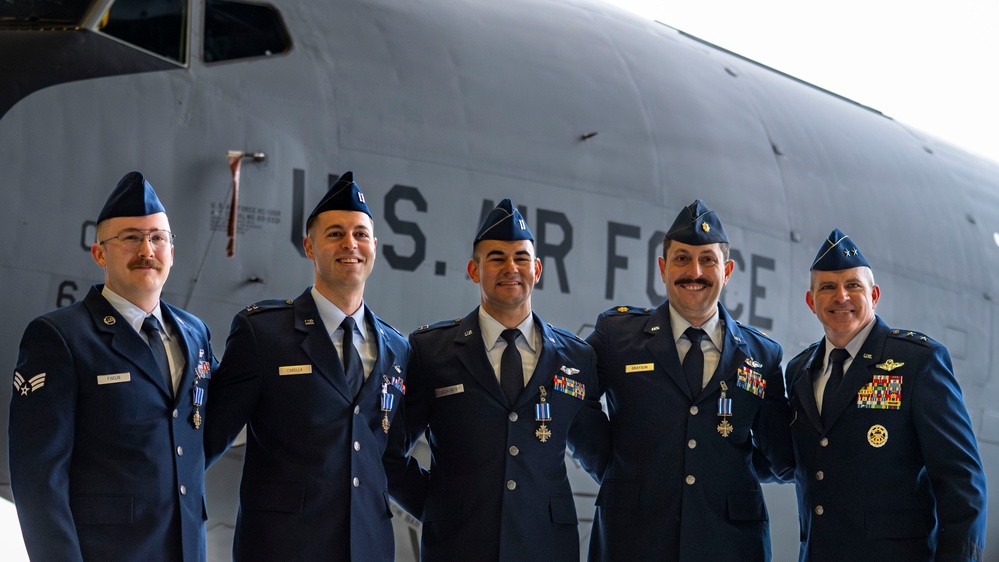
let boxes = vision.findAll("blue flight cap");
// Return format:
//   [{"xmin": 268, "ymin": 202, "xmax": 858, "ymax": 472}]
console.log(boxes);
[
  {"xmin": 665, "ymin": 199, "xmax": 728, "ymax": 245},
  {"xmin": 307, "ymin": 171, "xmax": 372, "ymax": 223},
  {"xmin": 97, "ymin": 171, "xmax": 166, "ymax": 223},
  {"xmin": 474, "ymin": 198, "xmax": 534, "ymax": 244},
  {"xmin": 810, "ymin": 228, "xmax": 871, "ymax": 271}
]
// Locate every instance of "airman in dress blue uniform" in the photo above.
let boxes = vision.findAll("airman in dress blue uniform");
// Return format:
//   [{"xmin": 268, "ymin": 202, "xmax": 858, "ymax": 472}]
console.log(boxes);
[
  {"xmin": 786, "ymin": 229, "xmax": 987, "ymax": 561},
  {"xmin": 9, "ymin": 171, "xmax": 215, "ymax": 561},
  {"xmin": 586, "ymin": 200, "xmax": 794, "ymax": 562},
  {"xmin": 204, "ymin": 172, "xmax": 420, "ymax": 561},
  {"xmin": 399, "ymin": 199, "xmax": 609, "ymax": 562}
]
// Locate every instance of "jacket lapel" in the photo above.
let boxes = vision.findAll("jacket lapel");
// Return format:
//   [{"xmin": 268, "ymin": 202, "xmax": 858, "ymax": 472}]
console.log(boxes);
[
  {"xmin": 824, "ymin": 318, "xmax": 889, "ymax": 428},
  {"xmin": 700, "ymin": 308, "xmax": 748, "ymax": 405},
  {"xmin": 295, "ymin": 291, "xmax": 354, "ymax": 403},
  {"xmin": 454, "ymin": 309, "xmax": 509, "ymax": 407},
  {"xmin": 792, "ymin": 342, "xmax": 825, "ymax": 433},
  {"xmin": 643, "ymin": 305, "xmax": 690, "ymax": 398},
  {"xmin": 358, "ymin": 306, "xmax": 401, "ymax": 401},
  {"xmin": 86, "ymin": 286, "xmax": 174, "ymax": 400}
]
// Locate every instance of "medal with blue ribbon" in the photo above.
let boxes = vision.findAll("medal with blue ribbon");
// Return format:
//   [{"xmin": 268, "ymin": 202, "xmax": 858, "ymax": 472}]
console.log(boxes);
[
  {"xmin": 381, "ymin": 376, "xmax": 394, "ymax": 433},
  {"xmin": 717, "ymin": 381, "xmax": 733, "ymax": 437},
  {"xmin": 192, "ymin": 385, "xmax": 205, "ymax": 429},
  {"xmin": 535, "ymin": 387, "xmax": 552, "ymax": 442}
]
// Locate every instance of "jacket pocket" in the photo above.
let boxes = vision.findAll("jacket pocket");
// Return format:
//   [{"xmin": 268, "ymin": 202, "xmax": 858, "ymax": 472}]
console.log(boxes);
[
  {"xmin": 594, "ymin": 480, "xmax": 641, "ymax": 510},
  {"xmin": 71, "ymin": 494, "xmax": 134, "ymax": 525},
  {"xmin": 241, "ymin": 481, "xmax": 305, "ymax": 514},
  {"xmin": 726, "ymin": 491, "xmax": 768, "ymax": 521}
]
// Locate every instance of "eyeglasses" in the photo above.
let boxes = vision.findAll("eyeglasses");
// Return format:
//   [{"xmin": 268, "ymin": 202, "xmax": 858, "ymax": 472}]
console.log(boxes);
[{"xmin": 99, "ymin": 229, "xmax": 175, "ymax": 249}]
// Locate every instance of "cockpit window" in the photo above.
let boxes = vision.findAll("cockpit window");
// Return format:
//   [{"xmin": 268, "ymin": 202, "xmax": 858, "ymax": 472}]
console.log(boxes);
[
  {"xmin": 204, "ymin": 0, "xmax": 290, "ymax": 63},
  {"xmin": 101, "ymin": 0, "xmax": 188, "ymax": 63}
]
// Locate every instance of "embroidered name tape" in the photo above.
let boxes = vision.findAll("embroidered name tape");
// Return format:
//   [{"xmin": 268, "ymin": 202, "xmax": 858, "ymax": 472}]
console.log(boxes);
[
  {"xmin": 435, "ymin": 384, "xmax": 464, "ymax": 398},
  {"xmin": 625, "ymin": 363, "xmax": 654, "ymax": 373},
  {"xmin": 97, "ymin": 372, "xmax": 131, "ymax": 385},
  {"xmin": 279, "ymin": 365, "xmax": 313, "ymax": 376}
]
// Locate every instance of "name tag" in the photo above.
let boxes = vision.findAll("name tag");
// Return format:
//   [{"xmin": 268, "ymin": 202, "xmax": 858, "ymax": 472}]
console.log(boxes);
[
  {"xmin": 625, "ymin": 363, "xmax": 654, "ymax": 373},
  {"xmin": 279, "ymin": 365, "xmax": 313, "ymax": 376},
  {"xmin": 97, "ymin": 372, "xmax": 131, "ymax": 385},
  {"xmin": 435, "ymin": 384, "xmax": 464, "ymax": 398}
]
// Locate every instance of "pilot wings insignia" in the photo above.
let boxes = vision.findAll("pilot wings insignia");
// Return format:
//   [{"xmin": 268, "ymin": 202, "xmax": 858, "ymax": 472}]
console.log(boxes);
[
  {"xmin": 875, "ymin": 359, "xmax": 904, "ymax": 372},
  {"xmin": 13, "ymin": 371, "xmax": 46, "ymax": 397}
]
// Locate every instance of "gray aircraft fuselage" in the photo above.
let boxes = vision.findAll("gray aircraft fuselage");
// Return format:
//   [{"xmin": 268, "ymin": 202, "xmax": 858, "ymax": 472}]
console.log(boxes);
[{"xmin": 2, "ymin": 0, "xmax": 998, "ymax": 560}]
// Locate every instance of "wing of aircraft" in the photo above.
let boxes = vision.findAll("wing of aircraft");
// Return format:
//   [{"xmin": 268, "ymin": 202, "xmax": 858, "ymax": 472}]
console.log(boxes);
[{"xmin": 2, "ymin": 0, "xmax": 998, "ymax": 560}]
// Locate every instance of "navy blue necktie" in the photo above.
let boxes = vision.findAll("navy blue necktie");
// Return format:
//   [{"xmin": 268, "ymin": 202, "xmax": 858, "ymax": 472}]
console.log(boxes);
[
  {"xmin": 340, "ymin": 317, "xmax": 363, "ymax": 398},
  {"xmin": 682, "ymin": 327, "xmax": 705, "ymax": 396},
  {"xmin": 500, "ymin": 329, "xmax": 524, "ymax": 405},
  {"xmin": 142, "ymin": 316, "xmax": 172, "ymax": 391},
  {"xmin": 822, "ymin": 348, "xmax": 850, "ymax": 424}
]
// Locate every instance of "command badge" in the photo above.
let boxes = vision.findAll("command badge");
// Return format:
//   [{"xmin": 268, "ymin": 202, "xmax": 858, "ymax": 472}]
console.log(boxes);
[{"xmin": 867, "ymin": 424, "xmax": 888, "ymax": 448}]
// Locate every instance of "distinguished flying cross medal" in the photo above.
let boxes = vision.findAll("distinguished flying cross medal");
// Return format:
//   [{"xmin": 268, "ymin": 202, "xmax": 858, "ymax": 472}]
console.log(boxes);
[
  {"xmin": 191, "ymin": 349, "xmax": 211, "ymax": 429},
  {"xmin": 717, "ymin": 381, "xmax": 733, "ymax": 437},
  {"xmin": 535, "ymin": 386, "xmax": 552, "ymax": 442},
  {"xmin": 381, "ymin": 376, "xmax": 395, "ymax": 433}
]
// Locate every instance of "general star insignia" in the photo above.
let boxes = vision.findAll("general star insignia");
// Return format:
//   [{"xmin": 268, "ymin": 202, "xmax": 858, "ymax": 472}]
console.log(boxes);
[{"xmin": 875, "ymin": 359, "xmax": 904, "ymax": 371}]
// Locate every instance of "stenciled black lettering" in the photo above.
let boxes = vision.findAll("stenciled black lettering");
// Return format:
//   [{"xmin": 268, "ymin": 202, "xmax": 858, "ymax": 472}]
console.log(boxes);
[
  {"xmin": 80, "ymin": 221, "xmax": 96, "ymax": 251},
  {"xmin": 535, "ymin": 209, "xmax": 572, "ymax": 294},
  {"xmin": 645, "ymin": 230, "xmax": 667, "ymax": 305},
  {"xmin": 605, "ymin": 222, "xmax": 640, "ymax": 300},
  {"xmin": 57, "ymin": 280, "xmax": 78, "ymax": 308},
  {"xmin": 721, "ymin": 248, "xmax": 745, "ymax": 321},
  {"xmin": 384, "ymin": 185, "xmax": 427, "ymax": 271},
  {"xmin": 750, "ymin": 254, "xmax": 775, "ymax": 329}
]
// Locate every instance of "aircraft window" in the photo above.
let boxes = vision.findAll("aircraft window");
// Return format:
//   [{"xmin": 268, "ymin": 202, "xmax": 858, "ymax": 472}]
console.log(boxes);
[
  {"xmin": 100, "ymin": 0, "xmax": 188, "ymax": 63},
  {"xmin": 204, "ymin": 0, "xmax": 290, "ymax": 63},
  {"xmin": 0, "ymin": 0, "xmax": 92, "ymax": 29}
]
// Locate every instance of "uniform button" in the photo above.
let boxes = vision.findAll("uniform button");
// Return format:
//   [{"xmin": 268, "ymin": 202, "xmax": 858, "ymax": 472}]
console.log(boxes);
[
  {"xmin": 819, "ymin": 437, "xmax": 829, "ymax": 447},
  {"xmin": 509, "ymin": 446, "xmax": 519, "ymax": 456},
  {"xmin": 353, "ymin": 441, "xmax": 361, "ymax": 451},
  {"xmin": 352, "ymin": 477, "xmax": 360, "ymax": 487},
  {"xmin": 814, "ymin": 505, "xmax": 824, "ymax": 515},
  {"xmin": 687, "ymin": 439, "xmax": 697, "ymax": 449},
  {"xmin": 685, "ymin": 475, "xmax": 695, "ymax": 485},
  {"xmin": 506, "ymin": 480, "xmax": 517, "ymax": 490},
  {"xmin": 508, "ymin": 412, "xmax": 518, "ymax": 422},
  {"xmin": 689, "ymin": 406, "xmax": 699, "ymax": 415},
  {"xmin": 180, "ymin": 485, "xmax": 187, "ymax": 495},
  {"xmin": 176, "ymin": 446, "xmax": 184, "ymax": 456},
  {"xmin": 815, "ymin": 471, "xmax": 824, "ymax": 481},
  {"xmin": 172, "ymin": 409, "xmax": 179, "ymax": 419},
  {"xmin": 354, "ymin": 406, "xmax": 361, "ymax": 415}
]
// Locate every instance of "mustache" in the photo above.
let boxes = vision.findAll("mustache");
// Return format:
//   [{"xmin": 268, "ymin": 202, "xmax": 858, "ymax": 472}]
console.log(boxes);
[
  {"xmin": 674, "ymin": 276, "xmax": 713, "ymax": 287},
  {"xmin": 128, "ymin": 258, "xmax": 163, "ymax": 270}
]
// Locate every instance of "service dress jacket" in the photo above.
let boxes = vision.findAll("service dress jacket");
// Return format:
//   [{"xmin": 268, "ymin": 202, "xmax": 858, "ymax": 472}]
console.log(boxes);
[
  {"xmin": 586, "ymin": 302, "xmax": 793, "ymax": 562},
  {"xmin": 9, "ymin": 284, "xmax": 214, "ymax": 562},
  {"xmin": 786, "ymin": 316, "xmax": 987, "ymax": 562},
  {"xmin": 204, "ymin": 289, "xmax": 412, "ymax": 562},
  {"xmin": 402, "ymin": 308, "xmax": 607, "ymax": 562}
]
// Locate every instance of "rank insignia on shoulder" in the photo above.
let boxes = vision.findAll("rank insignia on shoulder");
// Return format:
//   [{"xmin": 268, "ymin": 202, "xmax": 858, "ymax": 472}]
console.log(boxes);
[
  {"xmin": 616, "ymin": 306, "xmax": 629, "ymax": 313},
  {"xmin": 875, "ymin": 359, "xmax": 904, "ymax": 371},
  {"xmin": 857, "ymin": 374, "xmax": 901, "ymax": 409},
  {"xmin": 13, "ymin": 372, "xmax": 46, "ymax": 397}
]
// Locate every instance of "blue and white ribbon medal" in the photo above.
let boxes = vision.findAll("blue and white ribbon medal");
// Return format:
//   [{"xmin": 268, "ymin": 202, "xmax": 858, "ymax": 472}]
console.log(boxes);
[
  {"xmin": 535, "ymin": 386, "xmax": 552, "ymax": 443},
  {"xmin": 381, "ymin": 377, "xmax": 395, "ymax": 433},
  {"xmin": 717, "ymin": 381, "xmax": 733, "ymax": 437}
]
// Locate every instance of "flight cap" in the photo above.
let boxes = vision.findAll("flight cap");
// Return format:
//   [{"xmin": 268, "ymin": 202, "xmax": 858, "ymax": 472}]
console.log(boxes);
[
  {"xmin": 474, "ymin": 198, "xmax": 533, "ymax": 244},
  {"xmin": 665, "ymin": 199, "xmax": 728, "ymax": 245},
  {"xmin": 810, "ymin": 228, "xmax": 871, "ymax": 271},
  {"xmin": 307, "ymin": 171, "xmax": 372, "ymax": 222},
  {"xmin": 97, "ymin": 171, "xmax": 166, "ymax": 223}
]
